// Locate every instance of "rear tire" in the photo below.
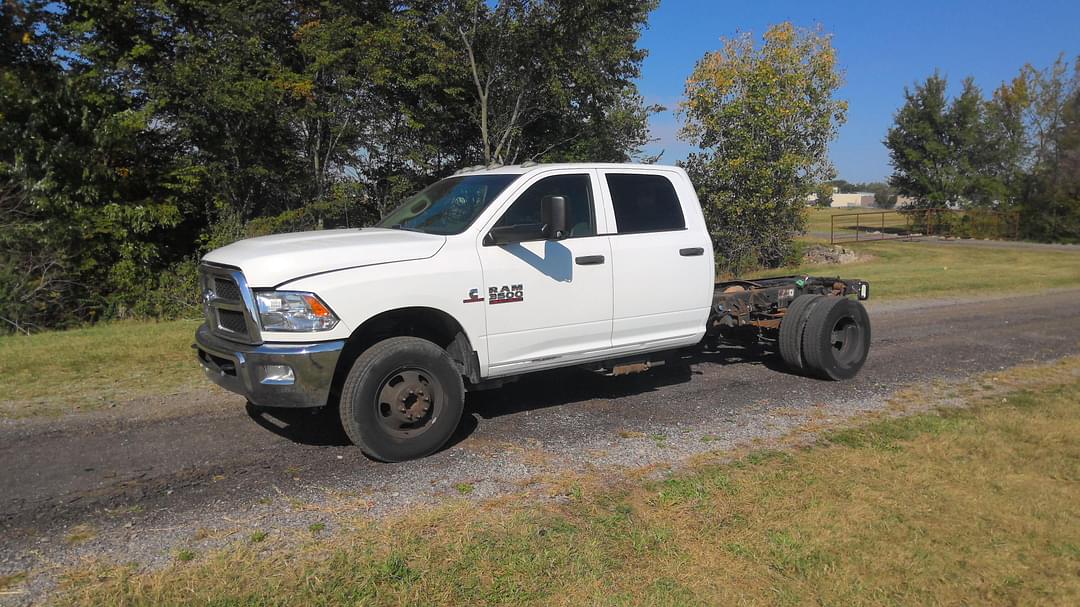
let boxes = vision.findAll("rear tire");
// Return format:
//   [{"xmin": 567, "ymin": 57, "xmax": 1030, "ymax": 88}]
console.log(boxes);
[
  {"xmin": 778, "ymin": 294, "xmax": 823, "ymax": 372},
  {"xmin": 339, "ymin": 337, "xmax": 465, "ymax": 462},
  {"xmin": 801, "ymin": 297, "xmax": 871, "ymax": 381}
]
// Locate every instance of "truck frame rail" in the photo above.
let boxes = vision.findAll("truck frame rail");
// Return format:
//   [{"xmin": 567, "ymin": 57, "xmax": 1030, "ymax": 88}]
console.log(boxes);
[{"xmin": 710, "ymin": 275, "xmax": 870, "ymax": 331}]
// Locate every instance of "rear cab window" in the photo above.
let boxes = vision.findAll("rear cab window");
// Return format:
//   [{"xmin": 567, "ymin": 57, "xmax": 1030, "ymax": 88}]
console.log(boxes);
[{"xmin": 605, "ymin": 173, "xmax": 685, "ymax": 234}]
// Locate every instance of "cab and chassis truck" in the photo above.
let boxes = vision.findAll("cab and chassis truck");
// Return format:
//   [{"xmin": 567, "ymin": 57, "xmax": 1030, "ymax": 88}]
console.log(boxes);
[{"xmin": 195, "ymin": 163, "xmax": 871, "ymax": 461}]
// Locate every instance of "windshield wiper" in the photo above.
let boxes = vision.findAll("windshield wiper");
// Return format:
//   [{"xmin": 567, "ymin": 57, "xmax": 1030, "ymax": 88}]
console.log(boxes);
[{"xmin": 389, "ymin": 223, "xmax": 424, "ymax": 233}]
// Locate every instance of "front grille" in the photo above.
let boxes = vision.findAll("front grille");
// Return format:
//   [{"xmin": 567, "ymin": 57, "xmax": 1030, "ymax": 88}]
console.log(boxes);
[
  {"xmin": 214, "ymin": 277, "xmax": 242, "ymax": 302},
  {"xmin": 217, "ymin": 309, "xmax": 248, "ymax": 334},
  {"xmin": 199, "ymin": 263, "xmax": 261, "ymax": 344}
]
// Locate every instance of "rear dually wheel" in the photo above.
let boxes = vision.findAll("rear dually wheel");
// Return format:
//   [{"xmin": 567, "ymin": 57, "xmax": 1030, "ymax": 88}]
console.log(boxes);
[{"xmin": 800, "ymin": 297, "xmax": 871, "ymax": 381}]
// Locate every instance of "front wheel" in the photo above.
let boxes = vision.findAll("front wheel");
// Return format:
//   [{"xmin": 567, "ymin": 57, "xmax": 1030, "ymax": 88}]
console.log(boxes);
[{"xmin": 339, "ymin": 337, "xmax": 465, "ymax": 462}]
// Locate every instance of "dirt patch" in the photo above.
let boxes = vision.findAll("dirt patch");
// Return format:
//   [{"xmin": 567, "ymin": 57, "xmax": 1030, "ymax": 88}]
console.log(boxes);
[{"xmin": 802, "ymin": 243, "xmax": 865, "ymax": 265}]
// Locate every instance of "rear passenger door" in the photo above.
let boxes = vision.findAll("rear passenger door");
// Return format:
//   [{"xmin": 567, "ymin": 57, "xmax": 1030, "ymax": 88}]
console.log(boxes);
[{"xmin": 599, "ymin": 171, "xmax": 714, "ymax": 352}]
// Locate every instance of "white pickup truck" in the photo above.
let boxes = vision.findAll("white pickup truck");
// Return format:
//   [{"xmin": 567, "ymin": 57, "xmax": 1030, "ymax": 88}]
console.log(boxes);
[{"xmin": 195, "ymin": 163, "xmax": 870, "ymax": 461}]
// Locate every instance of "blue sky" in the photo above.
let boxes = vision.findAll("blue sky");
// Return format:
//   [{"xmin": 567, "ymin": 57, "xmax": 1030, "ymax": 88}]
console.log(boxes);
[{"xmin": 636, "ymin": 0, "xmax": 1080, "ymax": 182}]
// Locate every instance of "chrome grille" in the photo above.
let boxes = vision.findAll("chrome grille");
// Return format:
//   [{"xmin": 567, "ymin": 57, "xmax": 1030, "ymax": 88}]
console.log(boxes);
[
  {"xmin": 199, "ymin": 263, "xmax": 261, "ymax": 344},
  {"xmin": 217, "ymin": 309, "xmax": 248, "ymax": 334},
  {"xmin": 214, "ymin": 277, "xmax": 242, "ymax": 302}
]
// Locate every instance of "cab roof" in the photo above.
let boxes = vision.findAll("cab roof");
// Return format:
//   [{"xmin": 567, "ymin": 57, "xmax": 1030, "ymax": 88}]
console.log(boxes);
[{"xmin": 452, "ymin": 162, "xmax": 681, "ymax": 176}]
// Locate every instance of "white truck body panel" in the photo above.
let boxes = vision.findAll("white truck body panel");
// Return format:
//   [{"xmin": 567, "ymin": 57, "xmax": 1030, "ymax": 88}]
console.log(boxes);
[
  {"xmin": 597, "ymin": 166, "xmax": 714, "ymax": 351},
  {"xmin": 475, "ymin": 168, "xmax": 614, "ymax": 372},
  {"xmin": 203, "ymin": 228, "xmax": 446, "ymax": 288},
  {"xmin": 199, "ymin": 163, "xmax": 717, "ymax": 377}
]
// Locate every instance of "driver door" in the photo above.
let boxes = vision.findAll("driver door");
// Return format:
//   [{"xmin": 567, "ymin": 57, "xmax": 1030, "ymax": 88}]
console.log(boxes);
[{"xmin": 476, "ymin": 171, "xmax": 613, "ymax": 374}]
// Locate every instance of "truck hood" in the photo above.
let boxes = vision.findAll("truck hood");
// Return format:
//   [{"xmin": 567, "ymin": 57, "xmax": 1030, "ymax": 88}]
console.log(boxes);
[{"xmin": 202, "ymin": 228, "xmax": 446, "ymax": 287}]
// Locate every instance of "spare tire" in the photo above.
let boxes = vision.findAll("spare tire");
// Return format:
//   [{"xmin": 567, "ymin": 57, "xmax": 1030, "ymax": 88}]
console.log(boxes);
[
  {"xmin": 778, "ymin": 294, "xmax": 823, "ymax": 373},
  {"xmin": 801, "ymin": 297, "xmax": 871, "ymax": 381}
]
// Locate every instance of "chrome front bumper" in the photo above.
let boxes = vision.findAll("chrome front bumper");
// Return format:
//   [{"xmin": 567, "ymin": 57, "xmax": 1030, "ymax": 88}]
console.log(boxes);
[{"xmin": 194, "ymin": 324, "xmax": 345, "ymax": 408}]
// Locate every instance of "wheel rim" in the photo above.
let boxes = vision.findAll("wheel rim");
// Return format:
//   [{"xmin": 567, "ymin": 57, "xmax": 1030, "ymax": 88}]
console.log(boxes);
[
  {"xmin": 829, "ymin": 316, "xmax": 864, "ymax": 366},
  {"xmin": 375, "ymin": 367, "xmax": 444, "ymax": 438}
]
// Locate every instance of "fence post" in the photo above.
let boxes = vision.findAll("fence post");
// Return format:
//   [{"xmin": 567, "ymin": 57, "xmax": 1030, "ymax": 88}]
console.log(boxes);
[{"xmin": 855, "ymin": 213, "xmax": 860, "ymax": 242}]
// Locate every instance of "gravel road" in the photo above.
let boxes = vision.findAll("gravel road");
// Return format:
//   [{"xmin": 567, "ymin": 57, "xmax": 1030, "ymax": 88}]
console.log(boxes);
[{"xmin": 2, "ymin": 289, "xmax": 1079, "ymax": 602}]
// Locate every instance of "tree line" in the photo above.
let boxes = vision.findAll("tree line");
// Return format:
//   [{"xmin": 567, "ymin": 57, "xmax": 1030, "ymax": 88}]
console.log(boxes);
[
  {"xmin": 885, "ymin": 56, "xmax": 1080, "ymax": 242},
  {"xmin": 7, "ymin": 4, "xmax": 1073, "ymax": 335},
  {"xmin": 1, "ymin": 0, "xmax": 659, "ymax": 332}
]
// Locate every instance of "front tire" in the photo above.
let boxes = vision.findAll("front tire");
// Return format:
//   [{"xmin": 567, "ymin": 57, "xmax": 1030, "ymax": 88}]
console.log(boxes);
[{"xmin": 339, "ymin": 337, "xmax": 465, "ymax": 462}]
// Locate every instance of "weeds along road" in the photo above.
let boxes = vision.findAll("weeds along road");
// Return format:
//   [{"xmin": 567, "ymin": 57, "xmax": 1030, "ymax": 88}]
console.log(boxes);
[{"xmin": 2, "ymin": 289, "xmax": 1080, "ymax": 583}]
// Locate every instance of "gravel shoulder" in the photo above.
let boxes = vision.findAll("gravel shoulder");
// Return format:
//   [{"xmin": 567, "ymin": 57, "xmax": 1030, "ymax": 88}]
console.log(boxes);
[{"xmin": 2, "ymin": 288, "xmax": 1079, "ymax": 604}]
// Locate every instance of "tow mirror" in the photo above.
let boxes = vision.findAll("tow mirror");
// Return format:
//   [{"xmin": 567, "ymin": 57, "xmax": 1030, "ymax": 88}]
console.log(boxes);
[
  {"xmin": 542, "ymin": 196, "xmax": 567, "ymax": 240},
  {"xmin": 483, "ymin": 195, "xmax": 569, "ymax": 246}
]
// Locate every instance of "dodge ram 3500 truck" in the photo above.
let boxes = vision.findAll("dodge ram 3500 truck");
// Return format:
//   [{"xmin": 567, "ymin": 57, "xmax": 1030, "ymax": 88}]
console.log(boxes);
[{"xmin": 195, "ymin": 163, "xmax": 870, "ymax": 461}]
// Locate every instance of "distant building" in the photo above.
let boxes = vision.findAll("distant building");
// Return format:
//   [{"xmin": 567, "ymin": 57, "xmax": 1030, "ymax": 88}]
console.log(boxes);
[
  {"xmin": 830, "ymin": 192, "xmax": 875, "ymax": 208},
  {"xmin": 806, "ymin": 188, "xmax": 876, "ymax": 208}
]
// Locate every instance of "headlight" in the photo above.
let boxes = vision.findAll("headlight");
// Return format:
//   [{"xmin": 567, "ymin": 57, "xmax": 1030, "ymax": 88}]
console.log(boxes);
[{"xmin": 255, "ymin": 291, "xmax": 339, "ymax": 332}]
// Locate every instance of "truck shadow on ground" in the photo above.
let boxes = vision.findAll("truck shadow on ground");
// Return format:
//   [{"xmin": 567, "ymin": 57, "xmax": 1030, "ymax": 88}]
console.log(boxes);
[
  {"xmin": 245, "ymin": 403, "xmax": 352, "ymax": 447},
  {"xmin": 245, "ymin": 343, "xmax": 792, "ymax": 451},
  {"xmin": 462, "ymin": 343, "xmax": 789, "ymax": 422}
]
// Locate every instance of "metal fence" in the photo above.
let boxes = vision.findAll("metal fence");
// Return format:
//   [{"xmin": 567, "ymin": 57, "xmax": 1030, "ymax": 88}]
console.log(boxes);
[{"xmin": 830, "ymin": 208, "xmax": 1020, "ymax": 245}]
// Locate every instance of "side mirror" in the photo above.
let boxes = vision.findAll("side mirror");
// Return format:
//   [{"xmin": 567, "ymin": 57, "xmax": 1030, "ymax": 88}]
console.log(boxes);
[{"xmin": 542, "ymin": 195, "xmax": 567, "ymax": 240}]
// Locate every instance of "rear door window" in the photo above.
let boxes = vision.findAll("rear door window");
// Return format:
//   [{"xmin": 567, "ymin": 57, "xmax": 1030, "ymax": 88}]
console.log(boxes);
[{"xmin": 606, "ymin": 173, "xmax": 685, "ymax": 234}]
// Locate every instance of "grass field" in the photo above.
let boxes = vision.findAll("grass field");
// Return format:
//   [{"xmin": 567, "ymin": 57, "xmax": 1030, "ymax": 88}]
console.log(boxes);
[
  {"xmin": 804, "ymin": 206, "xmax": 860, "ymax": 236},
  {"xmin": 0, "ymin": 319, "xmax": 203, "ymax": 418},
  {"xmin": 754, "ymin": 240, "xmax": 1080, "ymax": 300},
  {"xmin": 56, "ymin": 357, "xmax": 1080, "ymax": 606}
]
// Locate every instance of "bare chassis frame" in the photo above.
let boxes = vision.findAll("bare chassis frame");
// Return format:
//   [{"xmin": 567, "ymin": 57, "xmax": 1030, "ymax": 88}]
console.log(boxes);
[{"xmin": 709, "ymin": 275, "xmax": 870, "ymax": 334}]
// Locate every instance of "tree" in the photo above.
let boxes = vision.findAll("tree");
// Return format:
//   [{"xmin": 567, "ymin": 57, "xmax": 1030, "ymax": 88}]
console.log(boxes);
[
  {"xmin": 1021, "ymin": 55, "xmax": 1080, "ymax": 242},
  {"xmin": 885, "ymin": 74, "xmax": 959, "ymax": 208},
  {"xmin": 814, "ymin": 183, "xmax": 834, "ymax": 208},
  {"xmin": 886, "ymin": 73, "xmax": 1028, "ymax": 209},
  {"xmin": 1, "ymin": 0, "xmax": 662, "ymax": 331},
  {"xmin": 887, "ymin": 56, "xmax": 1079, "ymax": 241},
  {"xmin": 454, "ymin": 0, "xmax": 659, "ymax": 165},
  {"xmin": 678, "ymin": 23, "xmax": 847, "ymax": 274}
]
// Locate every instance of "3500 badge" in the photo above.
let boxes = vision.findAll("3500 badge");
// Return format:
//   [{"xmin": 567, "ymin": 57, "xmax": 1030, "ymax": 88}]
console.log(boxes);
[{"xmin": 488, "ymin": 284, "xmax": 523, "ymax": 304}]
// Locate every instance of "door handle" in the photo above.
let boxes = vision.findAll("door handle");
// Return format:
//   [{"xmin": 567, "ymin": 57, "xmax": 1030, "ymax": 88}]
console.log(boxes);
[
  {"xmin": 575, "ymin": 255, "xmax": 605, "ymax": 265},
  {"xmin": 679, "ymin": 247, "xmax": 704, "ymax": 257}
]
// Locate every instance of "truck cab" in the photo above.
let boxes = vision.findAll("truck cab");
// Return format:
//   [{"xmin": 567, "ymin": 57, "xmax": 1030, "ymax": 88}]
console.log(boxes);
[{"xmin": 195, "ymin": 163, "xmax": 869, "ymax": 461}]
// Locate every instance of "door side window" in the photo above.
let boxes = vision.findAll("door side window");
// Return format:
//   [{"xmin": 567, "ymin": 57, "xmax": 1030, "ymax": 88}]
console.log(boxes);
[
  {"xmin": 606, "ymin": 173, "xmax": 685, "ymax": 234},
  {"xmin": 494, "ymin": 174, "xmax": 596, "ymax": 238}
]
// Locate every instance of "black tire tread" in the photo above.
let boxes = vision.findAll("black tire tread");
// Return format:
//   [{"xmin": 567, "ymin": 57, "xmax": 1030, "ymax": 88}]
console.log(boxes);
[
  {"xmin": 778, "ymin": 294, "xmax": 822, "ymax": 372},
  {"xmin": 339, "ymin": 336, "xmax": 464, "ymax": 462},
  {"xmin": 802, "ymin": 297, "xmax": 871, "ymax": 381}
]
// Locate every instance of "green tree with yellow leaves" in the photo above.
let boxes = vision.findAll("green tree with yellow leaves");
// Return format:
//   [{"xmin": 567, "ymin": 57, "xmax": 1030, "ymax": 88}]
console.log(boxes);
[{"xmin": 678, "ymin": 22, "xmax": 847, "ymax": 274}]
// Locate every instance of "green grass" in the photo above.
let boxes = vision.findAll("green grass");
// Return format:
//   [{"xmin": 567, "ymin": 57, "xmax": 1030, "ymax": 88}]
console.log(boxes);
[
  {"xmin": 804, "ymin": 207, "xmax": 860, "ymax": 236},
  {"xmin": 0, "ymin": 319, "xmax": 203, "ymax": 418},
  {"xmin": 56, "ymin": 358, "xmax": 1080, "ymax": 606},
  {"xmin": 754, "ymin": 240, "xmax": 1080, "ymax": 300}
]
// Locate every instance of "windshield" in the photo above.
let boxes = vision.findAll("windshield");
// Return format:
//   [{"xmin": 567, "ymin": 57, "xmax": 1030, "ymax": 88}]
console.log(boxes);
[{"xmin": 376, "ymin": 174, "xmax": 520, "ymax": 235}]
